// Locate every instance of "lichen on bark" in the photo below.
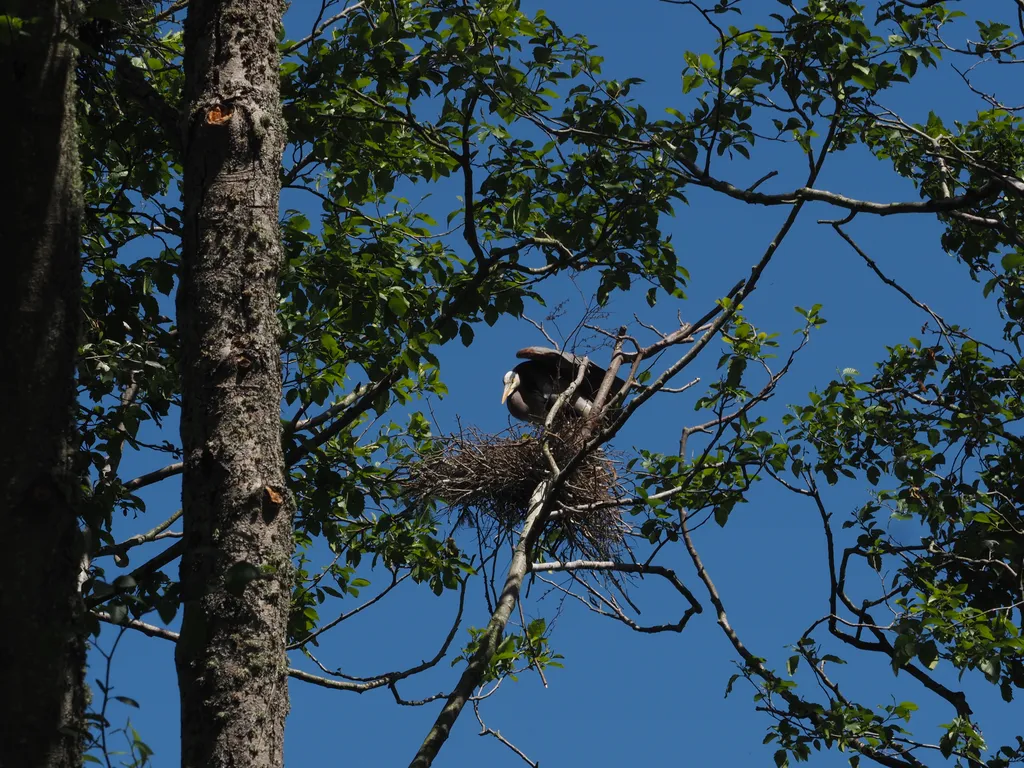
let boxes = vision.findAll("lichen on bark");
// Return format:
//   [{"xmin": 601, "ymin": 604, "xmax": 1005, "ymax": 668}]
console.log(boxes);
[{"xmin": 175, "ymin": 1, "xmax": 292, "ymax": 766}]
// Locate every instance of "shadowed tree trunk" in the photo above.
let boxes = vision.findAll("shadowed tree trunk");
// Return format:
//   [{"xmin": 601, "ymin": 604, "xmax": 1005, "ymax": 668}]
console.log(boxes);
[
  {"xmin": 0, "ymin": 2, "xmax": 86, "ymax": 767},
  {"xmin": 175, "ymin": 0, "xmax": 291, "ymax": 766}
]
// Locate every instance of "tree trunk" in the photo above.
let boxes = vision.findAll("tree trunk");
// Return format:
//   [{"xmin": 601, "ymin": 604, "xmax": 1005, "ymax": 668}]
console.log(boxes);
[
  {"xmin": 0, "ymin": 2, "xmax": 86, "ymax": 767},
  {"xmin": 175, "ymin": 1, "xmax": 291, "ymax": 766}
]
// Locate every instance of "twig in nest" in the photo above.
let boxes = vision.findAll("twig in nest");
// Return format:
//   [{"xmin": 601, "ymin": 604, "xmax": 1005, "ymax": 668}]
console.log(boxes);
[{"xmin": 401, "ymin": 419, "xmax": 627, "ymax": 559}]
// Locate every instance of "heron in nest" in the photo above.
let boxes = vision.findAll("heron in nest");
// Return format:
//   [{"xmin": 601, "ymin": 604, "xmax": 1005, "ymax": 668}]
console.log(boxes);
[{"xmin": 501, "ymin": 346, "xmax": 627, "ymax": 424}]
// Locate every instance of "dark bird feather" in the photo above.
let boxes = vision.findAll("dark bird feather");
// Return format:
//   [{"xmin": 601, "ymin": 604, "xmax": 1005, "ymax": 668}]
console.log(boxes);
[{"xmin": 502, "ymin": 346, "xmax": 627, "ymax": 424}]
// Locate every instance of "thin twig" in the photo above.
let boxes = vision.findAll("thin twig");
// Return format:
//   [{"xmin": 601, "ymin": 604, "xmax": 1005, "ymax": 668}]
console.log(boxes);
[{"xmin": 473, "ymin": 700, "xmax": 539, "ymax": 767}]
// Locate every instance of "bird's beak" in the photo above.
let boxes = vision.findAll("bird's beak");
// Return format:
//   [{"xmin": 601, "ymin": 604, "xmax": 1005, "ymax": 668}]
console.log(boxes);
[{"xmin": 501, "ymin": 374, "xmax": 519, "ymax": 404}]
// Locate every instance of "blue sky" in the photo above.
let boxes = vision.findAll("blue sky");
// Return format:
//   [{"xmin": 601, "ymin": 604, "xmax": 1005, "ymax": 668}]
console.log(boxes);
[{"xmin": 88, "ymin": 2, "xmax": 1021, "ymax": 766}]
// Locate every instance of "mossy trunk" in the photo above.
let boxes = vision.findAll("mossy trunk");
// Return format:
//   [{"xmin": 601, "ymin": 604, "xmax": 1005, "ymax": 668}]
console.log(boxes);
[
  {"xmin": 175, "ymin": 1, "xmax": 291, "ymax": 766},
  {"xmin": 0, "ymin": 1, "xmax": 86, "ymax": 766}
]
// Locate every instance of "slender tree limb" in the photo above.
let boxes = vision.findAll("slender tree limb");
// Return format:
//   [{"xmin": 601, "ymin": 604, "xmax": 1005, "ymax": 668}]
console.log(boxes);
[
  {"xmin": 95, "ymin": 508, "xmax": 183, "ymax": 564},
  {"xmin": 94, "ymin": 575, "xmax": 466, "ymax": 694},
  {"xmin": 662, "ymin": 136, "xmax": 1003, "ymax": 216},
  {"xmin": 830, "ymin": 222, "xmax": 951, "ymax": 333},
  {"xmin": 409, "ymin": 480, "xmax": 553, "ymax": 768},
  {"xmin": 98, "ymin": 375, "xmax": 140, "ymax": 486},
  {"xmin": 287, "ymin": 572, "xmax": 409, "ymax": 650},
  {"xmin": 85, "ymin": 541, "xmax": 183, "ymax": 609},
  {"xmin": 680, "ymin": 511, "xmax": 925, "ymax": 768},
  {"xmin": 281, "ymin": 1, "xmax": 366, "ymax": 55},
  {"xmin": 123, "ymin": 461, "xmax": 183, "ymax": 491},
  {"xmin": 389, "ymin": 686, "xmax": 449, "ymax": 706},
  {"xmin": 91, "ymin": 612, "xmax": 433, "ymax": 692},
  {"xmin": 531, "ymin": 559, "xmax": 702, "ymax": 619},
  {"xmin": 298, "ymin": 575, "xmax": 468, "ymax": 687},
  {"xmin": 93, "ymin": 612, "xmax": 179, "ymax": 642},
  {"xmin": 152, "ymin": 0, "xmax": 188, "ymax": 23},
  {"xmin": 286, "ymin": 376, "xmax": 398, "ymax": 463},
  {"xmin": 803, "ymin": 481, "xmax": 976, "ymax": 719},
  {"xmin": 540, "ymin": 568, "xmax": 692, "ymax": 634},
  {"xmin": 288, "ymin": 383, "xmax": 369, "ymax": 435},
  {"xmin": 473, "ymin": 701, "xmax": 539, "ymax": 767}
]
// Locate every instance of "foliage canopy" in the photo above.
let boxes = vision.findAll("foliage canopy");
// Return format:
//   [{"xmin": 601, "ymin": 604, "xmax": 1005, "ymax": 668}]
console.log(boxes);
[{"xmin": 63, "ymin": 0, "xmax": 1024, "ymax": 765}]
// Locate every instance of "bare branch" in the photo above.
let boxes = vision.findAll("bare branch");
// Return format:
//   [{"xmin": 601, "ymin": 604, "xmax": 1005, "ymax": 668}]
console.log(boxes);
[
  {"xmin": 521, "ymin": 314, "xmax": 560, "ymax": 350},
  {"xmin": 92, "ymin": 612, "xmax": 179, "ymax": 642},
  {"xmin": 95, "ymin": 508, "xmax": 183, "ymax": 565},
  {"xmin": 282, "ymin": 1, "xmax": 366, "ymax": 55},
  {"xmin": 98, "ymin": 375, "xmax": 140, "ymax": 486},
  {"xmin": 830, "ymin": 222, "xmax": 951, "ymax": 333},
  {"xmin": 288, "ymin": 383, "xmax": 369, "ymax": 435},
  {"xmin": 123, "ymin": 461, "xmax": 183, "ymax": 492},
  {"xmin": 658, "ymin": 134, "xmax": 1003, "ymax": 217},
  {"xmin": 390, "ymin": 685, "xmax": 449, "ymax": 707},
  {"xmin": 409, "ymin": 480, "xmax": 554, "ymax": 768},
  {"xmin": 531, "ymin": 559, "xmax": 702, "ymax": 621},
  {"xmin": 85, "ymin": 541, "xmax": 183, "ymax": 609},
  {"xmin": 96, "ymin": 577, "xmax": 468, "ymax": 695},
  {"xmin": 474, "ymin": 701, "xmax": 539, "ymax": 767},
  {"xmin": 287, "ymin": 572, "xmax": 409, "ymax": 650},
  {"xmin": 679, "ymin": 511, "xmax": 925, "ymax": 768}
]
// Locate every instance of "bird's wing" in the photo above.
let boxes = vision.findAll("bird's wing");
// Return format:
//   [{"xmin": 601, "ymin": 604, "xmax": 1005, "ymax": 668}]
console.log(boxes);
[
  {"xmin": 515, "ymin": 346, "xmax": 584, "ymax": 367},
  {"xmin": 515, "ymin": 346, "xmax": 627, "ymax": 400}
]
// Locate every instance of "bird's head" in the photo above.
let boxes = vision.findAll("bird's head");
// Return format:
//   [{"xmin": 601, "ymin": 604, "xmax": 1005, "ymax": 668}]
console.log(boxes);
[{"xmin": 501, "ymin": 370, "xmax": 520, "ymax": 404}]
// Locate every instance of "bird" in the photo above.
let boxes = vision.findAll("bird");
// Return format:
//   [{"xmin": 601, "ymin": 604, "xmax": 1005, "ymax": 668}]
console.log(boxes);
[{"xmin": 500, "ymin": 346, "xmax": 628, "ymax": 424}]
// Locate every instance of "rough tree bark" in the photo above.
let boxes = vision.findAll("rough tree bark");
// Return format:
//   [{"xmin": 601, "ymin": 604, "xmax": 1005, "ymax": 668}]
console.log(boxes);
[
  {"xmin": 175, "ymin": 1, "xmax": 291, "ymax": 766},
  {"xmin": 0, "ymin": 2, "xmax": 86, "ymax": 767}
]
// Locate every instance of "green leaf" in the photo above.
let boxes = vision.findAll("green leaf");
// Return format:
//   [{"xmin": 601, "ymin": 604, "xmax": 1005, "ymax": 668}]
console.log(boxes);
[
  {"xmin": 106, "ymin": 604, "xmax": 128, "ymax": 624},
  {"xmin": 724, "ymin": 673, "xmax": 740, "ymax": 697},
  {"xmin": 725, "ymin": 357, "xmax": 746, "ymax": 389},
  {"xmin": 980, "ymin": 658, "xmax": 1000, "ymax": 683},
  {"xmin": 939, "ymin": 732, "xmax": 954, "ymax": 759},
  {"xmin": 1001, "ymin": 252, "xmax": 1024, "ymax": 271},
  {"xmin": 387, "ymin": 290, "xmax": 410, "ymax": 317},
  {"xmin": 917, "ymin": 641, "xmax": 938, "ymax": 670},
  {"xmin": 113, "ymin": 575, "xmax": 137, "ymax": 590},
  {"xmin": 156, "ymin": 596, "xmax": 179, "ymax": 626}
]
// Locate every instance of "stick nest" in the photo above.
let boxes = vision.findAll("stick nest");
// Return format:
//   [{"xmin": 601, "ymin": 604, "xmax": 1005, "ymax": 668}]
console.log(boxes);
[{"xmin": 402, "ymin": 419, "xmax": 627, "ymax": 559}]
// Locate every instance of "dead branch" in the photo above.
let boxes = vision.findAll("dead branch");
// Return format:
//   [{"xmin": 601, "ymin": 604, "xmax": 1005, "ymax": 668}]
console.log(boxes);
[{"xmin": 474, "ymin": 700, "xmax": 539, "ymax": 767}]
